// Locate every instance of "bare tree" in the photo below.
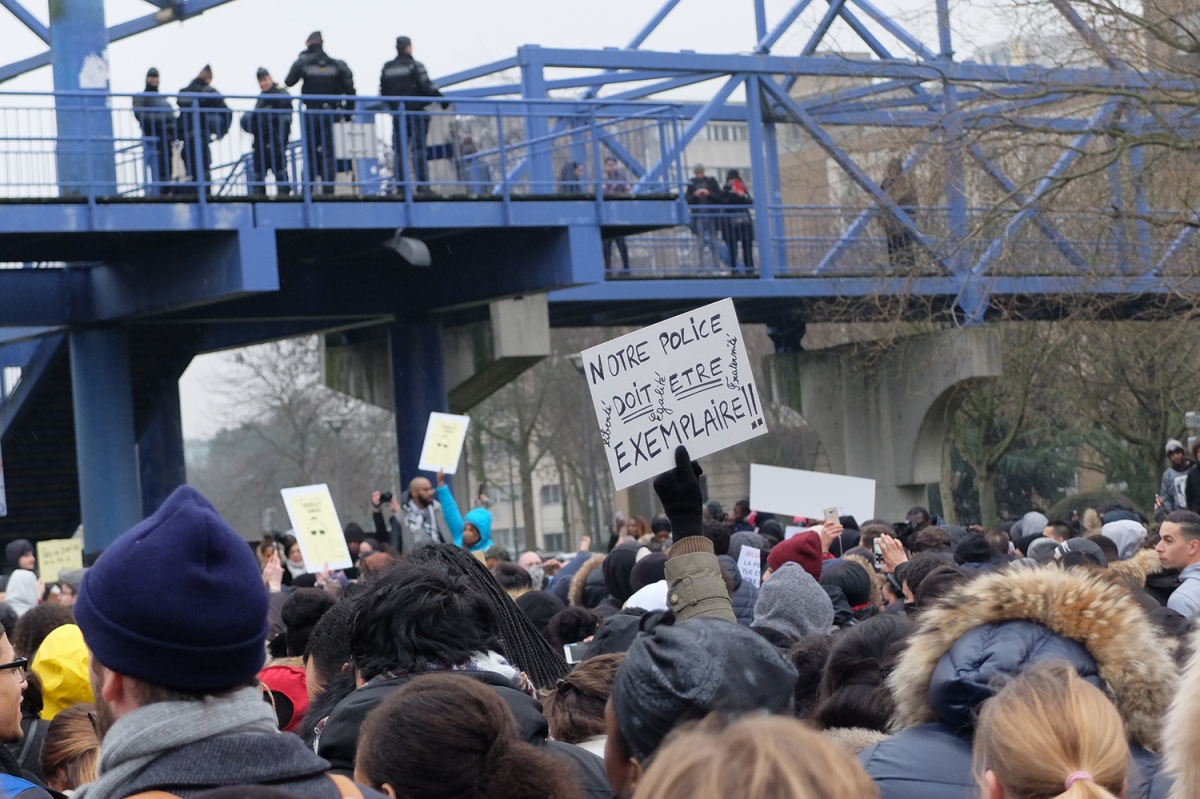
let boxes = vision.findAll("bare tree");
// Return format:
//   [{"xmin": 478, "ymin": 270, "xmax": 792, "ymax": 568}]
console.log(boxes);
[{"xmin": 187, "ymin": 337, "xmax": 398, "ymax": 537}]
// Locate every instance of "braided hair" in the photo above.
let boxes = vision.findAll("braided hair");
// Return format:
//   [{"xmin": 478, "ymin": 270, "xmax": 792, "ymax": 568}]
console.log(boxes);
[{"xmin": 408, "ymin": 545, "xmax": 569, "ymax": 688}]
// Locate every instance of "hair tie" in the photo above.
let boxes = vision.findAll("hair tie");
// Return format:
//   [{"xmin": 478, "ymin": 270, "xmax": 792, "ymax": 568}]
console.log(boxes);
[{"xmin": 1064, "ymin": 772, "xmax": 1093, "ymax": 790}]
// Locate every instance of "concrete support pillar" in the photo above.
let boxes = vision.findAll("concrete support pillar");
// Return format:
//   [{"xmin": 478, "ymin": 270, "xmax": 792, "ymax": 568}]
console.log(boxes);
[
  {"xmin": 50, "ymin": 0, "xmax": 117, "ymax": 197},
  {"xmin": 138, "ymin": 379, "xmax": 186, "ymax": 518},
  {"xmin": 389, "ymin": 320, "xmax": 449, "ymax": 492},
  {"xmin": 764, "ymin": 327, "xmax": 1002, "ymax": 520},
  {"xmin": 70, "ymin": 329, "xmax": 141, "ymax": 552}
]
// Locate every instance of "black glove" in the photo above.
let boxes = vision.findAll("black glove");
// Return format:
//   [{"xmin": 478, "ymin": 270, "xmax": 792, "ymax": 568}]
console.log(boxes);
[{"xmin": 653, "ymin": 445, "xmax": 704, "ymax": 543}]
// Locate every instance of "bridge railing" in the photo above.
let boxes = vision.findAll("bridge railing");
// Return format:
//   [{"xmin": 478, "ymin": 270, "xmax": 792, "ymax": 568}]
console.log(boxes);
[
  {"xmin": 610, "ymin": 205, "xmax": 1200, "ymax": 278},
  {"xmin": 0, "ymin": 91, "xmax": 686, "ymax": 200}
]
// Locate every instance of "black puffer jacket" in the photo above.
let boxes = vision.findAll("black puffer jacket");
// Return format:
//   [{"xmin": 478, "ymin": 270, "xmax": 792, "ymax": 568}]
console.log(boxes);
[
  {"xmin": 860, "ymin": 567, "xmax": 1175, "ymax": 799},
  {"xmin": 716, "ymin": 554, "xmax": 757, "ymax": 627},
  {"xmin": 318, "ymin": 670, "xmax": 610, "ymax": 799}
]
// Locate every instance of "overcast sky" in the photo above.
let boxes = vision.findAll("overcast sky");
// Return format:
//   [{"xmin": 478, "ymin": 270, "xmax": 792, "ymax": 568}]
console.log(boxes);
[{"xmin": 2, "ymin": 0, "xmax": 1011, "ymax": 440}]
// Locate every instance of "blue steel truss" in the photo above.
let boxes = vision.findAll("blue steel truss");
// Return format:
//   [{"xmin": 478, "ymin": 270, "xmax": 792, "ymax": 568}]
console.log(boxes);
[{"xmin": 0, "ymin": 0, "xmax": 1196, "ymax": 325}]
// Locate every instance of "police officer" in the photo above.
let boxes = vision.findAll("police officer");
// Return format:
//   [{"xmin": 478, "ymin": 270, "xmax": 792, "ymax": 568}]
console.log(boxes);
[
  {"xmin": 176, "ymin": 65, "xmax": 231, "ymax": 196},
  {"xmin": 241, "ymin": 68, "xmax": 293, "ymax": 196},
  {"xmin": 285, "ymin": 32, "xmax": 355, "ymax": 194},
  {"xmin": 380, "ymin": 36, "xmax": 447, "ymax": 193},
  {"xmin": 132, "ymin": 67, "xmax": 177, "ymax": 194}
]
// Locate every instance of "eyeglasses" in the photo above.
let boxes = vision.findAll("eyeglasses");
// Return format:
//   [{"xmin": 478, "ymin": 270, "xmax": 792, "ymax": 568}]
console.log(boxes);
[{"xmin": 0, "ymin": 658, "xmax": 28, "ymax": 681}]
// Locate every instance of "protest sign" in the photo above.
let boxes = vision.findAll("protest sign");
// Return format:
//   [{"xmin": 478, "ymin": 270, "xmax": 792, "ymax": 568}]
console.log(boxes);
[
  {"xmin": 580, "ymin": 298, "xmax": 767, "ymax": 490},
  {"xmin": 750, "ymin": 464, "xmax": 876, "ymax": 525},
  {"xmin": 737, "ymin": 544, "xmax": 761, "ymax": 589},
  {"xmin": 37, "ymin": 539, "xmax": 82, "ymax": 583},
  {"xmin": 784, "ymin": 525, "xmax": 809, "ymax": 540},
  {"xmin": 417, "ymin": 412, "xmax": 471, "ymax": 474},
  {"xmin": 280, "ymin": 484, "xmax": 353, "ymax": 572},
  {"xmin": 0, "ymin": 440, "xmax": 6, "ymax": 517}
]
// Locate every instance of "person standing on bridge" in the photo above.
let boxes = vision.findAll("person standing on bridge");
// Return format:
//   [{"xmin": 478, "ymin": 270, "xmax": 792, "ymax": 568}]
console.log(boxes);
[
  {"xmin": 241, "ymin": 68, "xmax": 293, "ymax": 197},
  {"xmin": 132, "ymin": 68, "xmax": 177, "ymax": 196},
  {"xmin": 603, "ymin": 156, "xmax": 631, "ymax": 272},
  {"xmin": 380, "ymin": 36, "xmax": 448, "ymax": 195},
  {"xmin": 686, "ymin": 164, "xmax": 722, "ymax": 264},
  {"xmin": 176, "ymin": 65, "xmax": 231, "ymax": 196},
  {"xmin": 881, "ymin": 158, "xmax": 917, "ymax": 269},
  {"xmin": 286, "ymin": 32, "xmax": 355, "ymax": 195}
]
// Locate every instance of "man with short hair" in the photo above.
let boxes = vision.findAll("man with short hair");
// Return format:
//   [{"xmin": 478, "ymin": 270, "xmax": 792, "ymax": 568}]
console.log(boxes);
[
  {"xmin": 906, "ymin": 506, "xmax": 931, "ymax": 533},
  {"xmin": 1157, "ymin": 440, "xmax": 1192, "ymax": 518},
  {"xmin": 132, "ymin": 67, "xmax": 176, "ymax": 194},
  {"xmin": 729, "ymin": 499, "xmax": 753, "ymax": 532},
  {"xmin": 241, "ymin": 68, "xmax": 292, "ymax": 196},
  {"xmin": 380, "ymin": 36, "xmax": 446, "ymax": 193},
  {"xmin": 285, "ymin": 32, "xmax": 355, "ymax": 194},
  {"xmin": 1044, "ymin": 520, "xmax": 1073, "ymax": 542},
  {"xmin": 371, "ymin": 471, "xmax": 459, "ymax": 554},
  {"xmin": 0, "ymin": 629, "xmax": 50, "ymax": 798},
  {"xmin": 685, "ymin": 164, "xmax": 722, "ymax": 259},
  {"xmin": 176, "ymin": 65, "xmax": 231, "ymax": 196},
  {"xmin": 73, "ymin": 486, "xmax": 380, "ymax": 799},
  {"xmin": 1156, "ymin": 510, "xmax": 1200, "ymax": 618}
]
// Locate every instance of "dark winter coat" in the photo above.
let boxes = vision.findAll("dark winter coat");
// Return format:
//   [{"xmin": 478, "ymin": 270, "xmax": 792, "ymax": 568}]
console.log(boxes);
[
  {"xmin": 717, "ymin": 554, "xmax": 758, "ymax": 627},
  {"xmin": 859, "ymin": 567, "xmax": 1176, "ymax": 799},
  {"xmin": 240, "ymin": 84, "xmax": 292, "ymax": 142},
  {"xmin": 379, "ymin": 54, "xmax": 443, "ymax": 110},
  {"xmin": 132, "ymin": 86, "xmax": 176, "ymax": 136},
  {"xmin": 176, "ymin": 78, "xmax": 231, "ymax": 142},
  {"xmin": 285, "ymin": 47, "xmax": 355, "ymax": 108},
  {"xmin": 318, "ymin": 671, "xmax": 611, "ymax": 799}
]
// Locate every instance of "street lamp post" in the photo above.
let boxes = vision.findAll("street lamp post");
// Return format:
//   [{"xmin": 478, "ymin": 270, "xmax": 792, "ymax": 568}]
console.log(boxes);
[{"xmin": 569, "ymin": 354, "xmax": 602, "ymax": 544}]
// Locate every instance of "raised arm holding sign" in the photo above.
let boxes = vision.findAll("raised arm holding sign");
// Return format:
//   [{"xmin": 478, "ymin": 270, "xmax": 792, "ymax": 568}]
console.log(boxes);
[{"xmin": 581, "ymin": 298, "xmax": 767, "ymax": 490}]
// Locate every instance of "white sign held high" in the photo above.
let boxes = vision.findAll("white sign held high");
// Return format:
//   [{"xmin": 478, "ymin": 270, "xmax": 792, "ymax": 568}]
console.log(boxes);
[
  {"xmin": 581, "ymin": 298, "xmax": 767, "ymax": 490},
  {"xmin": 750, "ymin": 464, "xmax": 876, "ymax": 526}
]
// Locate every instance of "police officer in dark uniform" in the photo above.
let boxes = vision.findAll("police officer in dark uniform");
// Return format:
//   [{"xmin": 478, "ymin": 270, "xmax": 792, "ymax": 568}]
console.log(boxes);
[
  {"xmin": 285, "ymin": 31, "xmax": 355, "ymax": 194},
  {"xmin": 132, "ymin": 67, "xmax": 177, "ymax": 195},
  {"xmin": 380, "ymin": 36, "xmax": 447, "ymax": 193},
  {"xmin": 176, "ymin": 65, "xmax": 231, "ymax": 196},
  {"xmin": 241, "ymin": 68, "xmax": 293, "ymax": 196}
]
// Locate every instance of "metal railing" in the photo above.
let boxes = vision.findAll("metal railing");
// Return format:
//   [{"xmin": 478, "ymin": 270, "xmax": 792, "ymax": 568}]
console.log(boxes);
[
  {"xmin": 0, "ymin": 91, "xmax": 686, "ymax": 200},
  {"xmin": 609, "ymin": 205, "xmax": 1200, "ymax": 278}
]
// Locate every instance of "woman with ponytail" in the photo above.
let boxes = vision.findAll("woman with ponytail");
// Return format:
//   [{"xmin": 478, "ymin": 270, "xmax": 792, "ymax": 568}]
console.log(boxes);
[
  {"xmin": 974, "ymin": 661, "xmax": 1128, "ymax": 799},
  {"xmin": 355, "ymin": 673, "xmax": 582, "ymax": 799}
]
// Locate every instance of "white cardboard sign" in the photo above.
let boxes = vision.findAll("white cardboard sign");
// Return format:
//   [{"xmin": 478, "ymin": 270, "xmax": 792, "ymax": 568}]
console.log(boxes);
[
  {"xmin": 737, "ymin": 544, "xmax": 762, "ymax": 589},
  {"xmin": 417, "ymin": 412, "xmax": 471, "ymax": 475},
  {"xmin": 280, "ymin": 483, "xmax": 353, "ymax": 573},
  {"xmin": 750, "ymin": 464, "xmax": 876, "ymax": 526},
  {"xmin": 581, "ymin": 299, "xmax": 767, "ymax": 490}
]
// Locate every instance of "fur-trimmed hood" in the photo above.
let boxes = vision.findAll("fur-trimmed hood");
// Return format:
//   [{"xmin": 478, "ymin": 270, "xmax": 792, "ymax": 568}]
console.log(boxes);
[
  {"xmin": 1109, "ymin": 547, "xmax": 1163, "ymax": 585},
  {"xmin": 888, "ymin": 565, "xmax": 1177, "ymax": 751},
  {"xmin": 568, "ymin": 554, "xmax": 604, "ymax": 607},
  {"xmin": 1165, "ymin": 626, "xmax": 1200, "ymax": 799}
]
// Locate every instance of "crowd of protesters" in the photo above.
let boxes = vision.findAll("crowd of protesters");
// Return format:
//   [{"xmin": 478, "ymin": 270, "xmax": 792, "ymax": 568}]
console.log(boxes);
[{"xmin": 0, "ymin": 437, "xmax": 1199, "ymax": 798}]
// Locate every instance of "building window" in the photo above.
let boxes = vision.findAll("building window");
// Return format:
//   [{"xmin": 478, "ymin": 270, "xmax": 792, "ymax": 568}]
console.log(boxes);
[
  {"xmin": 703, "ymin": 123, "xmax": 748, "ymax": 142},
  {"xmin": 543, "ymin": 533, "xmax": 565, "ymax": 552},
  {"xmin": 540, "ymin": 484, "xmax": 562, "ymax": 506}
]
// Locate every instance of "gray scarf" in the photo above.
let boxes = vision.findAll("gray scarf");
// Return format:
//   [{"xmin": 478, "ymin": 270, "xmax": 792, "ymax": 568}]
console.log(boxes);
[{"xmin": 74, "ymin": 687, "xmax": 278, "ymax": 799}]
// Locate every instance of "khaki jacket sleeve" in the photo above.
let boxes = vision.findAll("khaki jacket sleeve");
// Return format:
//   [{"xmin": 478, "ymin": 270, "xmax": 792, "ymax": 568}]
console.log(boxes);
[{"xmin": 664, "ymin": 537, "xmax": 736, "ymax": 623}]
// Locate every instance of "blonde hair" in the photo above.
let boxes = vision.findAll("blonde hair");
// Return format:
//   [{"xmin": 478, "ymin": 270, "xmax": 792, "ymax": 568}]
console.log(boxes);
[
  {"xmin": 974, "ymin": 661, "xmax": 1127, "ymax": 799},
  {"xmin": 633, "ymin": 714, "xmax": 878, "ymax": 799},
  {"xmin": 41, "ymin": 703, "xmax": 99, "ymax": 792}
]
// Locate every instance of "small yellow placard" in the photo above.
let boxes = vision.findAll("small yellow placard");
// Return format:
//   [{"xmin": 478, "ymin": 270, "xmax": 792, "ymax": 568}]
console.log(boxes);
[
  {"xmin": 280, "ymin": 484, "xmax": 352, "ymax": 573},
  {"xmin": 37, "ymin": 539, "xmax": 83, "ymax": 583},
  {"xmin": 418, "ymin": 412, "xmax": 471, "ymax": 474}
]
